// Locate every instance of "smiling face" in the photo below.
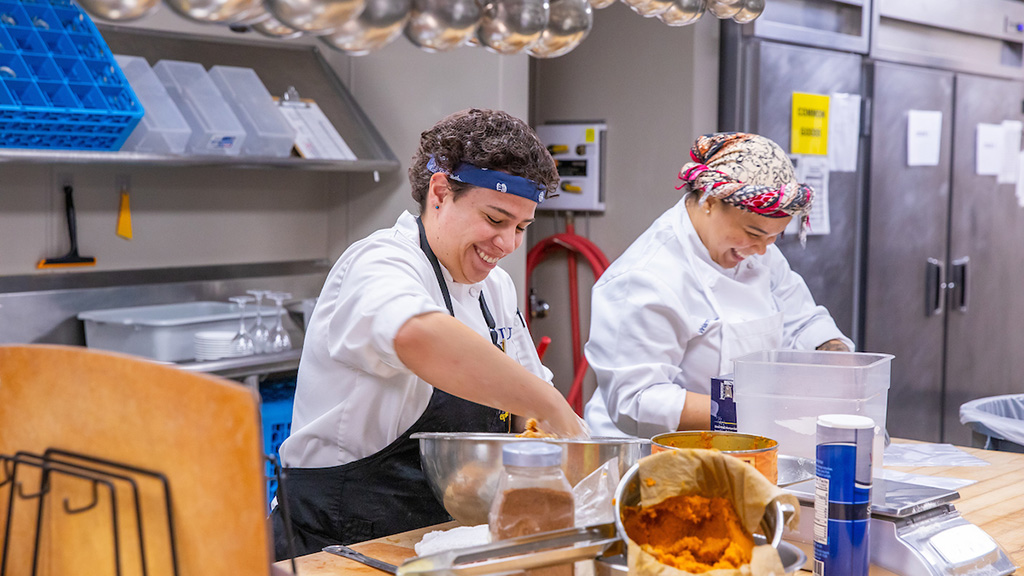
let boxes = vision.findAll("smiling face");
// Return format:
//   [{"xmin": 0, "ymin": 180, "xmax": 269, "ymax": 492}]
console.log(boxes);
[
  {"xmin": 688, "ymin": 196, "xmax": 791, "ymax": 269},
  {"xmin": 423, "ymin": 173, "xmax": 536, "ymax": 284}
]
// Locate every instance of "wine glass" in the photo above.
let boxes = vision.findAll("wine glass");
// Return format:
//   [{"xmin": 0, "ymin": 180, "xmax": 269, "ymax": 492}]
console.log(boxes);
[
  {"xmin": 247, "ymin": 289, "xmax": 270, "ymax": 353},
  {"xmin": 268, "ymin": 291, "xmax": 292, "ymax": 353},
  {"xmin": 228, "ymin": 295, "xmax": 256, "ymax": 356}
]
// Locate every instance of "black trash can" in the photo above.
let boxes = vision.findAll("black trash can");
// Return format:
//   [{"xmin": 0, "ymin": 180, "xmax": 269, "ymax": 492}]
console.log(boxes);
[{"xmin": 959, "ymin": 394, "xmax": 1024, "ymax": 453}]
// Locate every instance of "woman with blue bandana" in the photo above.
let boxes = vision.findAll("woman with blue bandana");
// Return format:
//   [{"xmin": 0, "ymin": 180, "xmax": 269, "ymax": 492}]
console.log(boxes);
[
  {"xmin": 584, "ymin": 132, "xmax": 853, "ymax": 439},
  {"xmin": 271, "ymin": 109, "xmax": 587, "ymax": 559}
]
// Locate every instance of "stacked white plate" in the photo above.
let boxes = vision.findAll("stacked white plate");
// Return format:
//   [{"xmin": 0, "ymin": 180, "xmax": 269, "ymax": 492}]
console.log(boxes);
[{"xmin": 193, "ymin": 331, "xmax": 240, "ymax": 361}]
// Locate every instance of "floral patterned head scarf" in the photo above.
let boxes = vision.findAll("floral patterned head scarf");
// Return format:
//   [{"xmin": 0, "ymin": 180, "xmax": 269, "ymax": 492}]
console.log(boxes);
[{"xmin": 676, "ymin": 132, "xmax": 814, "ymax": 244}]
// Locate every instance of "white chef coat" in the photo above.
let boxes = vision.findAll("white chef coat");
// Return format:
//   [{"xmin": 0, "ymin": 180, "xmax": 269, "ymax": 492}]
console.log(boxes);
[
  {"xmin": 280, "ymin": 211, "xmax": 552, "ymax": 468},
  {"xmin": 583, "ymin": 197, "xmax": 853, "ymax": 438}
]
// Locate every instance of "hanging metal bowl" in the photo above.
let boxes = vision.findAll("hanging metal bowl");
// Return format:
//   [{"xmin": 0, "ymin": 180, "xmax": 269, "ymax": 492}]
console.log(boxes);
[
  {"xmin": 76, "ymin": 0, "xmax": 160, "ymax": 21},
  {"xmin": 251, "ymin": 10, "xmax": 307, "ymax": 37},
  {"xmin": 731, "ymin": 0, "xmax": 763, "ymax": 23},
  {"xmin": 620, "ymin": 0, "xmax": 671, "ymax": 18},
  {"xmin": 163, "ymin": 0, "xmax": 263, "ymax": 23},
  {"xmin": 403, "ymin": 0, "xmax": 481, "ymax": 52},
  {"xmin": 476, "ymin": 0, "xmax": 549, "ymax": 55},
  {"xmin": 526, "ymin": 0, "xmax": 591, "ymax": 59},
  {"xmin": 320, "ymin": 0, "xmax": 412, "ymax": 54},
  {"xmin": 706, "ymin": 0, "xmax": 741, "ymax": 18},
  {"xmin": 266, "ymin": 0, "xmax": 367, "ymax": 34},
  {"xmin": 225, "ymin": 1, "xmax": 279, "ymax": 26},
  {"xmin": 657, "ymin": 0, "xmax": 704, "ymax": 26}
]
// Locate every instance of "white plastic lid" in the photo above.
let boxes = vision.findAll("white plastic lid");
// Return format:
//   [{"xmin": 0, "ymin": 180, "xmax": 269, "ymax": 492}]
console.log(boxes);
[
  {"xmin": 502, "ymin": 442, "xmax": 562, "ymax": 467},
  {"xmin": 817, "ymin": 414, "xmax": 875, "ymax": 429}
]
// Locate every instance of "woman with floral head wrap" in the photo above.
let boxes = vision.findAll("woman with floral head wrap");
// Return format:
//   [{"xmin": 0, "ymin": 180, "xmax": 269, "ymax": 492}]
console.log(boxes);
[{"xmin": 583, "ymin": 132, "xmax": 853, "ymax": 437}]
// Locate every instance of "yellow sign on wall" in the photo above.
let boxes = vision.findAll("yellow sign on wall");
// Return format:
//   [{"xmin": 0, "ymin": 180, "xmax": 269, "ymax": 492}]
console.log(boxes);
[{"xmin": 791, "ymin": 92, "xmax": 830, "ymax": 156}]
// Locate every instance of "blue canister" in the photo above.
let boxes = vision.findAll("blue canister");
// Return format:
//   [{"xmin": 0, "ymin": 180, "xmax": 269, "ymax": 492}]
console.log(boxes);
[{"xmin": 813, "ymin": 414, "xmax": 875, "ymax": 576}]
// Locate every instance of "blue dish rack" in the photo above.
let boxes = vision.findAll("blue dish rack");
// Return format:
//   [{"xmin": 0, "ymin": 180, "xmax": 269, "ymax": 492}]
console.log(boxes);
[
  {"xmin": 261, "ymin": 378, "xmax": 296, "ymax": 509},
  {"xmin": 0, "ymin": 0, "xmax": 143, "ymax": 150}
]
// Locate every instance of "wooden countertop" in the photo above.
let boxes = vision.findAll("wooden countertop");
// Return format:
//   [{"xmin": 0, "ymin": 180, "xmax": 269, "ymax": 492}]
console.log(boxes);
[{"xmin": 274, "ymin": 443, "xmax": 1024, "ymax": 575}]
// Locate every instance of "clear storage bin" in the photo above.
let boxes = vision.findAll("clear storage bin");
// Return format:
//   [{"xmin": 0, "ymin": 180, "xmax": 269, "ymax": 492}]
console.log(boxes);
[
  {"xmin": 114, "ymin": 54, "xmax": 191, "ymax": 155},
  {"xmin": 208, "ymin": 65, "xmax": 295, "ymax": 158},
  {"xmin": 733, "ymin": 350, "xmax": 893, "ymax": 470},
  {"xmin": 152, "ymin": 59, "xmax": 246, "ymax": 156}
]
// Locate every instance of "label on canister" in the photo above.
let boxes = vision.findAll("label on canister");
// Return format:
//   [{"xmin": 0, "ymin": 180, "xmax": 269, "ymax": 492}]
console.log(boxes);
[
  {"xmin": 813, "ymin": 414, "xmax": 874, "ymax": 576},
  {"xmin": 710, "ymin": 373, "xmax": 737, "ymax": 432}
]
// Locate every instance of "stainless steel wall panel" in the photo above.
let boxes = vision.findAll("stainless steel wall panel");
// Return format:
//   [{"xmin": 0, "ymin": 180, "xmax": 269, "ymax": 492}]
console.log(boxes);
[
  {"xmin": 943, "ymin": 74, "xmax": 1024, "ymax": 445},
  {"xmin": 864, "ymin": 61, "xmax": 954, "ymax": 442},
  {"xmin": 0, "ymin": 261, "xmax": 329, "ymax": 347},
  {"xmin": 872, "ymin": 0, "xmax": 1024, "ymax": 79},
  {"xmin": 746, "ymin": 41, "xmax": 865, "ymax": 341},
  {"xmin": 749, "ymin": 0, "xmax": 870, "ymax": 54}
]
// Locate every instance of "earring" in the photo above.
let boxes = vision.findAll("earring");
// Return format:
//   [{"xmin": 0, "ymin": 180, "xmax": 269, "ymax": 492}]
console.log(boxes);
[
  {"xmin": 705, "ymin": 207, "xmax": 711, "ymax": 215},
  {"xmin": 435, "ymin": 205, "xmax": 440, "ymax": 210}
]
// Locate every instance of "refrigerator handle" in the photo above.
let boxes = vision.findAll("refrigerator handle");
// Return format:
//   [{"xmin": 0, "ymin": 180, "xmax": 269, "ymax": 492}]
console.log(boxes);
[
  {"xmin": 926, "ymin": 258, "xmax": 945, "ymax": 317},
  {"xmin": 951, "ymin": 257, "xmax": 969, "ymax": 313}
]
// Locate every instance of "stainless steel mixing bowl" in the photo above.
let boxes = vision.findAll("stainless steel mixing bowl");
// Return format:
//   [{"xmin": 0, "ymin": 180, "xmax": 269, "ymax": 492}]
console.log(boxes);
[{"xmin": 412, "ymin": 432, "xmax": 649, "ymax": 526}]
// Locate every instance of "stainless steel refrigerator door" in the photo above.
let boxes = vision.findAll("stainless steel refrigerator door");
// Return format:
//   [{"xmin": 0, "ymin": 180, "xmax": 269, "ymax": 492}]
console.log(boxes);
[
  {"xmin": 745, "ymin": 40, "xmax": 864, "ymax": 340},
  {"xmin": 943, "ymin": 73, "xmax": 1024, "ymax": 445},
  {"xmin": 864, "ymin": 61, "xmax": 954, "ymax": 442}
]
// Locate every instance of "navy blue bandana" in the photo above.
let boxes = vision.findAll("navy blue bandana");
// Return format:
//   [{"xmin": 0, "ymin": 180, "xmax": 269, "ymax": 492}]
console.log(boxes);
[{"xmin": 427, "ymin": 156, "xmax": 546, "ymax": 203}]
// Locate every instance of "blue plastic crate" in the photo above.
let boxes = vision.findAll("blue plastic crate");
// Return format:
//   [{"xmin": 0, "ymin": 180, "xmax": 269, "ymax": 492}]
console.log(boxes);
[
  {"xmin": 261, "ymin": 378, "xmax": 296, "ymax": 508},
  {"xmin": 0, "ymin": 0, "xmax": 143, "ymax": 150}
]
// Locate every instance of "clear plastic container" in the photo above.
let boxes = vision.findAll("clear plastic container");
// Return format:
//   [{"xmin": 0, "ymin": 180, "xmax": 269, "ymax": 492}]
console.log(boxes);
[
  {"xmin": 733, "ymin": 350, "xmax": 893, "ymax": 471},
  {"xmin": 114, "ymin": 55, "xmax": 191, "ymax": 155},
  {"xmin": 152, "ymin": 59, "xmax": 246, "ymax": 156},
  {"xmin": 489, "ymin": 442, "xmax": 574, "ymax": 538},
  {"xmin": 208, "ymin": 65, "xmax": 296, "ymax": 158}
]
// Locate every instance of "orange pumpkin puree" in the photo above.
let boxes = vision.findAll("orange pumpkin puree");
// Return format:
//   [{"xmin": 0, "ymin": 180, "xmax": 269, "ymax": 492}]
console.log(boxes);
[{"xmin": 622, "ymin": 493, "xmax": 754, "ymax": 573}]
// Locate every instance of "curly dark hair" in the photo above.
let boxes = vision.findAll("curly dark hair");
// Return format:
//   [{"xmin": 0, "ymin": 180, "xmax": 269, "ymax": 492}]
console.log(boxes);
[{"xmin": 409, "ymin": 108, "xmax": 560, "ymax": 211}]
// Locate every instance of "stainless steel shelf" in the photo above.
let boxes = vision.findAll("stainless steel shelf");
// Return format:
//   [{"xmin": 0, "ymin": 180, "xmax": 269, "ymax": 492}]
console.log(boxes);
[
  {"xmin": 0, "ymin": 148, "xmax": 399, "ymax": 172},
  {"xmin": 177, "ymin": 349, "xmax": 301, "ymax": 380}
]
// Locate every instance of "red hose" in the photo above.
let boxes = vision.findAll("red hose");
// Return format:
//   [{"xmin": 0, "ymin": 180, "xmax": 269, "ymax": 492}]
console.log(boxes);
[
  {"xmin": 525, "ymin": 224, "xmax": 609, "ymax": 415},
  {"xmin": 536, "ymin": 336, "xmax": 551, "ymax": 361}
]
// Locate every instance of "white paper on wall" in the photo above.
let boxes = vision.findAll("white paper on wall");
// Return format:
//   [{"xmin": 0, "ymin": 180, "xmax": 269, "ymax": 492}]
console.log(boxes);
[
  {"xmin": 998, "ymin": 120, "xmax": 1023, "ymax": 185},
  {"xmin": 786, "ymin": 154, "xmax": 830, "ymax": 236},
  {"xmin": 827, "ymin": 93, "xmax": 861, "ymax": 173},
  {"xmin": 1016, "ymin": 151, "xmax": 1024, "ymax": 207},
  {"xmin": 976, "ymin": 123, "xmax": 1004, "ymax": 176},
  {"xmin": 907, "ymin": 110, "xmax": 943, "ymax": 167}
]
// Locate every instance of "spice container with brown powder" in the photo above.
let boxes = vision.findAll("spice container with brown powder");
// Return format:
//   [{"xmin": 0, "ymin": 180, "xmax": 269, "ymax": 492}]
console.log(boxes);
[{"xmin": 489, "ymin": 442, "xmax": 575, "ymax": 576}]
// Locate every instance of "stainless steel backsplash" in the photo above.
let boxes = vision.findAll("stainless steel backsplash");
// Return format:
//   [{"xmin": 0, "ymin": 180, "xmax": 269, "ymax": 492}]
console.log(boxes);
[{"xmin": 0, "ymin": 260, "xmax": 330, "ymax": 346}]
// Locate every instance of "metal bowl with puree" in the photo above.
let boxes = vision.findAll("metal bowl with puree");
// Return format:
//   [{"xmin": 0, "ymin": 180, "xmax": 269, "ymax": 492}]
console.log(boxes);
[
  {"xmin": 609, "ymin": 460, "xmax": 805, "ymax": 574},
  {"xmin": 411, "ymin": 432, "xmax": 649, "ymax": 526}
]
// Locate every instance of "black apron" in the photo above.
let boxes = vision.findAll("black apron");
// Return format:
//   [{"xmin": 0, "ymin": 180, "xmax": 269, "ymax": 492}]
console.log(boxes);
[{"xmin": 272, "ymin": 217, "xmax": 506, "ymax": 560}]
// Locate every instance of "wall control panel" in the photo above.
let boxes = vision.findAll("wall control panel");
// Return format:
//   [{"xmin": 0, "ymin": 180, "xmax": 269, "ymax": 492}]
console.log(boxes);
[{"xmin": 535, "ymin": 122, "xmax": 606, "ymax": 212}]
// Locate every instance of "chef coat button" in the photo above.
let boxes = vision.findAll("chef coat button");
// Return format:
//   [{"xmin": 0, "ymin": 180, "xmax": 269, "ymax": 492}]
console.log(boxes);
[{"xmin": 469, "ymin": 286, "xmax": 481, "ymax": 298}]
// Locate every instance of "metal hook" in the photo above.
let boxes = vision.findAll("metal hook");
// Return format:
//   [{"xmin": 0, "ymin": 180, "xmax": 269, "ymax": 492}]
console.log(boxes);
[
  {"xmin": 0, "ymin": 460, "xmax": 13, "ymax": 488},
  {"xmin": 15, "ymin": 478, "xmax": 49, "ymax": 500},
  {"xmin": 63, "ymin": 479, "xmax": 99, "ymax": 514}
]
